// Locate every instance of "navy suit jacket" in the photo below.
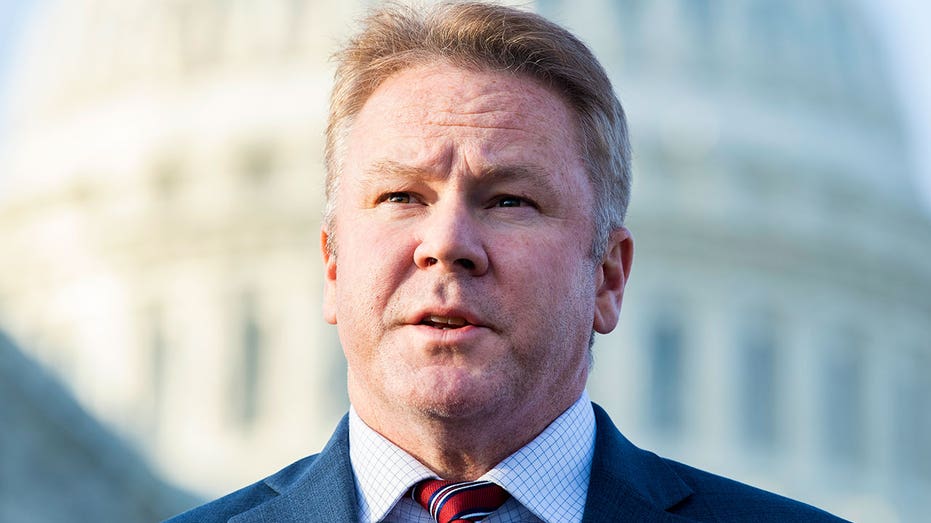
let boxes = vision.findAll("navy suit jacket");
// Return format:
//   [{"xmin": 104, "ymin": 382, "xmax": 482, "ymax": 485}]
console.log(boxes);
[{"xmin": 166, "ymin": 404, "xmax": 847, "ymax": 522}]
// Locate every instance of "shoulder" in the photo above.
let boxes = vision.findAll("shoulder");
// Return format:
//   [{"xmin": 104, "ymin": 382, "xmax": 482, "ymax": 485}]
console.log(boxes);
[
  {"xmin": 162, "ymin": 454, "xmax": 320, "ymax": 523},
  {"xmin": 163, "ymin": 415, "xmax": 357, "ymax": 523},
  {"xmin": 588, "ymin": 403, "xmax": 848, "ymax": 522},
  {"xmin": 662, "ymin": 459, "xmax": 848, "ymax": 522}
]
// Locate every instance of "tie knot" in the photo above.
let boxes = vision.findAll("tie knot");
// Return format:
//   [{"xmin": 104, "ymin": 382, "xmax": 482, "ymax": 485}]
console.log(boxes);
[{"xmin": 411, "ymin": 479, "xmax": 511, "ymax": 523}]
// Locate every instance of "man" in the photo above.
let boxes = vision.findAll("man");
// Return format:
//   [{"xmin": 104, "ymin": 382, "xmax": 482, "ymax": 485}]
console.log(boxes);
[{"xmin": 168, "ymin": 2, "xmax": 845, "ymax": 522}]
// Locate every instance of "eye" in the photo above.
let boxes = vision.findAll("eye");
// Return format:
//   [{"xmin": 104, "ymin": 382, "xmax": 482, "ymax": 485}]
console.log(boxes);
[
  {"xmin": 379, "ymin": 192, "xmax": 413, "ymax": 204},
  {"xmin": 492, "ymin": 195, "xmax": 534, "ymax": 208}
]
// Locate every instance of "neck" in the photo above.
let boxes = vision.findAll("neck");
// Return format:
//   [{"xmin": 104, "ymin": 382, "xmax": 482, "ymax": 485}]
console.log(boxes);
[{"xmin": 351, "ymin": 386, "xmax": 584, "ymax": 481}]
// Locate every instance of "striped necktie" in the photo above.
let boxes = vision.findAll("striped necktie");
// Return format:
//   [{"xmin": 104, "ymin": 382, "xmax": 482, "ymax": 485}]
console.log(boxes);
[{"xmin": 411, "ymin": 479, "xmax": 511, "ymax": 523}]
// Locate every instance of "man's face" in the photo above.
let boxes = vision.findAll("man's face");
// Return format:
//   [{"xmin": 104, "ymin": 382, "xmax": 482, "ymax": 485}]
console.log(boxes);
[{"xmin": 323, "ymin": 63, "xmax": 630, "ymax": 426}]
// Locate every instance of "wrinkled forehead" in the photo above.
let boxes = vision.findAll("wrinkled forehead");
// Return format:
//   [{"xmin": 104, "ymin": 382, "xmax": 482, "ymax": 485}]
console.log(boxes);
[
  {"xmin": 350, "ymin": 63, "xmax": 582, "ymax": 156},
  {"xmin": 378, "ymin": 63, "xmax": 568, "ymax": 116},
  {"xmin": 339, "ymin": 57, "xmax": 576, "ymax": 130},
  {"xmin": 347, "ymin": 64, "xmax": 582, "ymax": 170}
]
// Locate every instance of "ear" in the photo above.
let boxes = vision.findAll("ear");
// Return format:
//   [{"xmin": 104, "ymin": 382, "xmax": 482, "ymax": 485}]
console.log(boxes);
[
  {"xmin": 593, "ymin": 227, "xmax": 633, "ymax": 334},
  {"xmin": 321, "ymin": 228, "xmax": 338, "ymax": 325}
]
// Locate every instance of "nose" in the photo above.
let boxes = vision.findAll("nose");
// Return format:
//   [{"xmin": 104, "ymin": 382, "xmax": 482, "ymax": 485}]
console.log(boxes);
[{"xmin": 413, "ymin": 200, "xmax": 489, "ymax": 275}]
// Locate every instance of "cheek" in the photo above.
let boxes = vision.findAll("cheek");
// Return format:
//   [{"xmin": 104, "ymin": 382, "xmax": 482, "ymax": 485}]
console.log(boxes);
[
  {"xmin": 334, "ymin": 226, "xmax": 415, "ymax": 322},
  {"xmin": 350, "ymin": 215, "xmax": 417, "ymax": 257},
  {"xmin": 341, "ymin": 218, "xmax": 414, "ymax": 271}
]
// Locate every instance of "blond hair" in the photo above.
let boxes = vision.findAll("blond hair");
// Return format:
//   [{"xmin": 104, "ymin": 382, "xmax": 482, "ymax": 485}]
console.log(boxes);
[{"xmin": 324, "ymin": 1, "xmax": 630, "ymax": 257}]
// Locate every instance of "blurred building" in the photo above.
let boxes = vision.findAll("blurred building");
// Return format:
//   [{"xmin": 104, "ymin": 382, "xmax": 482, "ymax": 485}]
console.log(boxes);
[
  {"xmin": 0, "ymin": 329, "xmax": 197, "ymax": 522},
  {"xmin": 0, "ymin": 0, "xmax": 354, "ymax": 499},
  {"xmin": 556, "ymin": 2, "xmax": 931, "ymax": 522},
  {"xmin": 0, "ymin": 1, "xmax": 928, "ymax": 522}
]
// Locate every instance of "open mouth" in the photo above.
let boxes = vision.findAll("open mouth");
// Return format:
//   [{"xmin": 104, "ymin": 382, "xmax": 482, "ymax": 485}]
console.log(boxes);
[{"xmin": 420, "ymin": 315, "xmax": 471, "ymax": 330}]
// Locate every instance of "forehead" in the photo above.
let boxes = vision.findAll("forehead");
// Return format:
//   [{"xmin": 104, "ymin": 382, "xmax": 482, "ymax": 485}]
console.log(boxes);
[
  {"xmin": 345, "ymin": 62, "xmax": 582, "ymax": 173},
  {"xmin": 362, "ymin": 62, "xmax": 573, "ymax": 124}
]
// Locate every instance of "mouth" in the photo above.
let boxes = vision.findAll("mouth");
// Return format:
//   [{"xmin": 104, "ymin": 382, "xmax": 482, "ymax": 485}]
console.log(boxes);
[{"xmin": 419, "ymin": 314, "xmax": 472, "ymax": 330}]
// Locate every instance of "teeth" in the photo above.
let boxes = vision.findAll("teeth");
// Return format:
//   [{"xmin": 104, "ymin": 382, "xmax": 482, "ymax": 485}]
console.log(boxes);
[{"xmin": 428, "ymin": 315, "xmax": 468, "ymax": 327}]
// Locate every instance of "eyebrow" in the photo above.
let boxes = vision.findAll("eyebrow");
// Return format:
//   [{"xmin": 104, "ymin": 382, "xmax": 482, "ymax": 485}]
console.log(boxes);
[
  {"xmin": 363, "ymin": 159, "xmax": 558, "ymax": 192},
  {"xmin": 364, "ymin": 160, "xmax": 430, "ymax": 181}
]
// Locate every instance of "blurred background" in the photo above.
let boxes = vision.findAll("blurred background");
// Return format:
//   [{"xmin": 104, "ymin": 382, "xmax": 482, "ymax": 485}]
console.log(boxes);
[{"xmin": 0, "ymin": 1, "xmax": 929, "ymax": 521}]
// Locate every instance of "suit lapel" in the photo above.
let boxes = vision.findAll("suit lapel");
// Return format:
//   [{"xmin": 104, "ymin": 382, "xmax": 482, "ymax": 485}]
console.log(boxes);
[
  {"xmin": 583, "ymin": 404, "xmax": 695, "ymax": 522},
  {"xmin": 231, "ymin": 416, "xmax": 359, "ymax": 523}
]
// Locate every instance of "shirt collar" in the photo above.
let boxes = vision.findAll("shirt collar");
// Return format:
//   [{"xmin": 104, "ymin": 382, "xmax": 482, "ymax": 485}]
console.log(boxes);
[
  {"xmin": 348, "ymin": 391, "xmax": 595, "ymax": 523},
  {"xmin": 349, "ymin": 407, "xmax": 436, "ymax": 522},
  {"xmin": 482, "ymin": 391, "xmax": 595, "ymax": 522}
]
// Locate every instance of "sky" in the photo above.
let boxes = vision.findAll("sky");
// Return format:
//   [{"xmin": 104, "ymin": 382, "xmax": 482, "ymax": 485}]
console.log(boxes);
[
  {"xmin": 0, "ymin": 0, "xmax": 929, "ymax": 207},
  {"xmin": 0, "ymin": 0, "xmax": 35, "ymax": 142},
  {"xmin": 866, "ymin": 0, "xmax": 931, "ymax": 207}
]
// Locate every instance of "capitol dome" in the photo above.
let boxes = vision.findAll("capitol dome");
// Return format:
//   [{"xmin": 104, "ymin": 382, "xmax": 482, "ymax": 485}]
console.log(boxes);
[
  {"xmin": 0, "ymin": 0, "xmax": 358, "ymax": 495},
  {"xmin": 2, "ymin": 0, "xmax": 351, "ymax": 196},
  {"xmin": 544, "ymin": 2, "xmax": 931, "ymax": 522},
  {"xmin": 0, "ymin": 1, "xmax": 928, "ymax": 521}
]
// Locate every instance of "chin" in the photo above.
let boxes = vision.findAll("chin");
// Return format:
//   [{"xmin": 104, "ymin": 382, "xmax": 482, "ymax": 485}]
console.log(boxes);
[
  {"xmin": 406, "ymin": 378, "xmax": 506, "ymax": 421},
  {"xmin": 416, "ymin": 397, "xmax": 495, "ymax": 421}
]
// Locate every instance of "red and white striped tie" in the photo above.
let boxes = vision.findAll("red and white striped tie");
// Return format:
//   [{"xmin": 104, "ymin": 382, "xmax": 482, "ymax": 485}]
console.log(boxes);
[{"xmin": 411, "ymin": 479, "xmax": 511, "ymax": 523}]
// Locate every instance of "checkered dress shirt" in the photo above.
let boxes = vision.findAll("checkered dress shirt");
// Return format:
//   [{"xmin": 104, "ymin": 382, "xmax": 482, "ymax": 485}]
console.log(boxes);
[{"xmin": 348, "ymin": 391, "xmax": 596, "ymax": 523}]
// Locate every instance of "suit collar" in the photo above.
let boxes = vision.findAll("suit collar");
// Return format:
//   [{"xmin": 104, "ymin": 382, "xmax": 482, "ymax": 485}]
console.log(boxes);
[
  {"xmin": 583, "ymin": 403, "xmax": 695, "ymax": 522},
  {"xmin": 229, "ymin": 405, "xmax": 696, "ymax": 522},
  {"xmin": 231, "ymin": 416, "xmax": 359, "ymax": 523}
]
